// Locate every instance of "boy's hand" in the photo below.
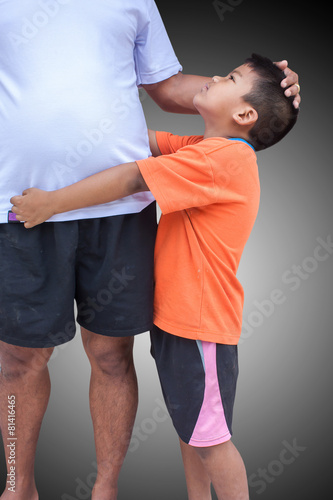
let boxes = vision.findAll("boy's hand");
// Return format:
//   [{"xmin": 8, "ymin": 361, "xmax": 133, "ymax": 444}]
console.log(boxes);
[
  {"xmin": 275, "ymin": 60, "xmax": 301, "ymax": 109},
  {"xmin": 10, "ymin": 188, "xmax": 55, "ymax": 228}
]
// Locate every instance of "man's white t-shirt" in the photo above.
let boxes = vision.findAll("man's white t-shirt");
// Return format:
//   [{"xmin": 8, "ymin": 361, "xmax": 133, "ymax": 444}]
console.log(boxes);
[{"xmin": 0, "ymin": 0, "xmax": 182, "ymax": 222}]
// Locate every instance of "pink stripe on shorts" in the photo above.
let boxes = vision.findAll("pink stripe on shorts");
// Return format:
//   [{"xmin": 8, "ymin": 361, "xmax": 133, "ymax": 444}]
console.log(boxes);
[
  {"xmin": 150, "ymin": 326, "xmax": 239, "ymax": 448},
  {"xmin": 189, "ymin": 341, "xmax": 231, "ymax": 446}
]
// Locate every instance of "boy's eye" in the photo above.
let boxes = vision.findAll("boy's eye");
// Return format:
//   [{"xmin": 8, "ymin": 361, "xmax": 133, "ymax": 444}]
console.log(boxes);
[{"xmin": 228, "ymin": 74, "xmax": 235, "ymax": 81}]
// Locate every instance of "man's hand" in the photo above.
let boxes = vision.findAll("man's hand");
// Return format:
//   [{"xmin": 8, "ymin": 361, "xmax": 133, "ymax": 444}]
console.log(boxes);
[
  {"xmin": 275, "ymin": 60, "xmax": 301, "ymax": 108},
  {"xmin": 10, "ymin": 188, "xmax": 55, "ymax": 228}
]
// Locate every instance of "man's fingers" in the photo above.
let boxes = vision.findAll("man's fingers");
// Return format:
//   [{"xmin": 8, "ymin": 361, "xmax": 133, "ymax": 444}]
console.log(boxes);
[
  {"xmin": 278, "ymin": 66, "xmax": 300, "ymax": 109},
  {"xmin": 284, "ymin": 83, "xmax": 301, "ymax": 109},
  {"xmin": 284, "ymin": 83, "xmax": 300, "ymax": 97},
  {"xmin": 292, "ymin": 94, "xmax": 301, "ymax": 109},
  {"xmin": 282, "ymin": 75, "xmax": 298, "ymax": 90},
  {"xmin": 274, "ymin": 59, "xmax": 288, "ymax": 71},
  {"xmin": 275, "ymin": 61, "xmax": 301, "ymax": 95}
]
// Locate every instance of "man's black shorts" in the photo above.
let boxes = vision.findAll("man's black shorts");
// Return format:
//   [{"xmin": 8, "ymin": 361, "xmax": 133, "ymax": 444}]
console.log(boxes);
[{"xmin": 0, "ymin": 203, "xmax": 157, "ymax": 348}]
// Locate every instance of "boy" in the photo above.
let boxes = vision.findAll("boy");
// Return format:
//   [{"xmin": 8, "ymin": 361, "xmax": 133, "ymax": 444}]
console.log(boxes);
[{"xmin": 11, "ymin": 54, "xmax": 299, "ymax": 500}]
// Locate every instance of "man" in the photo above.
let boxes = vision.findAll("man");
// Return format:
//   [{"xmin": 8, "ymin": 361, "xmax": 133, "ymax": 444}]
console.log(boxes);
[{"xmin": 0, "ymin": 1, "xmax": 300, "ymax": 499}]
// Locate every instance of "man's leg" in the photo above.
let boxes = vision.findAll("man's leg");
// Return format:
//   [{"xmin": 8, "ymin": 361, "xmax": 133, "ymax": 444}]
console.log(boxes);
[
  {"xmin": 75, "ymin": 209, "xmax": 157, "ymax": 499},
  {"xmin": 81, "ymin": 329, "xmax": 138, "ymax": 500},
  {"xmin": 0, "ymin": 341, "xmax": 54, "ymax": 500},
  {"xmin": 180, "ymin": 438, "xmax": 249, "ymax": 500}
]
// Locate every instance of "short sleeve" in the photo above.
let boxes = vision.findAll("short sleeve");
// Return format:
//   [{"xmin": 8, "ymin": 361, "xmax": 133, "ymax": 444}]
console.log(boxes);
[
  {"xmin": 136, "ymin": 145, "xmax": 217, "ymax": 214},
  {"xmin": 156, "ymin": 131, "xmax": 204, "ymax": 155},
  {"xmin": 134, "ymin": 0, "xmax": 182, "ymax": 86}
]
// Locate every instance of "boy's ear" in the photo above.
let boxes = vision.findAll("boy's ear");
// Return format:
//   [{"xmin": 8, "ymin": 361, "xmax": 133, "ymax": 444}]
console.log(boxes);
[{"xmin": 233, "ymin": 106, "xmax": 258, "ymax": 127}]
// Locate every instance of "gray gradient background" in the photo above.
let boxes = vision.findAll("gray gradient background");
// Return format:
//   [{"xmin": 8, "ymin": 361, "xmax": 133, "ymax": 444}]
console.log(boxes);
[{"xmin": 1, "ymin": 0, "xmax": 332, "ymax": 499}]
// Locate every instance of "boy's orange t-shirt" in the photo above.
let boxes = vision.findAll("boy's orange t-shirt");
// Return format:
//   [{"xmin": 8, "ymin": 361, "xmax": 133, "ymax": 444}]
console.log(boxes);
[{"xmin": 136, "ymin": 132, "xmax": 260, "ymax": 345}]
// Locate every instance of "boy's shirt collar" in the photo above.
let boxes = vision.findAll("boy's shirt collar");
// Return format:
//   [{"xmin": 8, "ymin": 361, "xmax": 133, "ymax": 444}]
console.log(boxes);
[
  {"xmin": 227, "ymin": 137, "xmax": 255, "ymax": 151},
  {"xmin": 202, "ymin": 136, "xmax": 255, "ymax": 151}
]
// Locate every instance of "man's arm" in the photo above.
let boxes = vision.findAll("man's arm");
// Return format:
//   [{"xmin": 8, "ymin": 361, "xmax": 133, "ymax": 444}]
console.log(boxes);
[
  {"xmin": 10, "ymin": 162, "xmax": 149, "ymax": 229},
  {"xmin": 143, "ymin": 72, "xmax": 209, "ymax": 114}
]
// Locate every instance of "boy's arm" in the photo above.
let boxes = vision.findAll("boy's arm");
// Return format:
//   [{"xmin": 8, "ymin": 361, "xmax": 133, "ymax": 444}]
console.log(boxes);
[
  {"xmin": 148, "ymin": 129, "xmax": 162, "ymax": 157},
  {"xmin": 10, "ymin": 162, "xmax": 149, "ymax": 229}
]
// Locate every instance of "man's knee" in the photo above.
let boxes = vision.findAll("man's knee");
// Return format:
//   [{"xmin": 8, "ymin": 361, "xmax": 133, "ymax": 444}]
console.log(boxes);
[
  {"xmin": 81, "ymin": 329, "xmax": 134, "ymax": 375},
  {"xmin": 0, "ymin": 341, "xmax": 54, "ymax": 379}
]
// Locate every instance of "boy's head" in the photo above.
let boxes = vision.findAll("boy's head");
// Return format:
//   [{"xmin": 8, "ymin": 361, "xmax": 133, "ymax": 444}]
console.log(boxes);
[{"xmin": 193, "ymin": 53, "xmax": 299, "ymax": 151}]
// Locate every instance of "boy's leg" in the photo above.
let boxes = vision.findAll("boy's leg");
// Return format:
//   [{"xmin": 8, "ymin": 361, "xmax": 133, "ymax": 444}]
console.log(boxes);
[
  {"xmin": 81, "ymin": 330, "xmax": 137, "ymax": 500},
  {"xmin": 0, "ymin": 342, "xmax": 54, "ymax": 500},
  {"xmin": 179, "ymin": 438, "xmax": 212, "ymax": 500},
  {"xmin": 180, "ymin": 438, "xmax": 249, "ymax": 500},
  {"xmin": 151, "ymin": 327, "xmax": 242, "ymax": 500}
]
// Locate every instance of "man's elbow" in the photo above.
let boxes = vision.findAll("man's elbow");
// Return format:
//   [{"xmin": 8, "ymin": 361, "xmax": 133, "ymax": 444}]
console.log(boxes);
[{"xmin": 143, "ymin": 72, "xmax": 184, "ymax": 113}]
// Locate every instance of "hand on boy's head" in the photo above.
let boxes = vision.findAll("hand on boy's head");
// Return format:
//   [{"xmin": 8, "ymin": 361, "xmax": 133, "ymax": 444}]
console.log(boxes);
[
  {"xmin": 10, "ymin": 188, "xmax": 53, "ymax": 229},
  {"xmin": 274, "ymin": 60, "xmax": 301, "ymax": 108}
]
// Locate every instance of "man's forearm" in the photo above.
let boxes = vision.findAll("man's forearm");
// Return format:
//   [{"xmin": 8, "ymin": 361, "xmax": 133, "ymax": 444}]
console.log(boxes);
[{"xmin": 143, "ymin": 72, "xmax": 209, "ymax": 114}]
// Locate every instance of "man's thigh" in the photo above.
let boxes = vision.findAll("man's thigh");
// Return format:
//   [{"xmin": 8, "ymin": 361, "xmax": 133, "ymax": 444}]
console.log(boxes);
[
  {"xmin": 0, "ymin": 203, "xmax": 157, "ymax": 348},
  {"xmin": 0, "ymin": 222, "xmax": 78, "ymax": 348},
  {"xmin": 75, "ymin": 203, "xmax": 157, "ymax": 338}
]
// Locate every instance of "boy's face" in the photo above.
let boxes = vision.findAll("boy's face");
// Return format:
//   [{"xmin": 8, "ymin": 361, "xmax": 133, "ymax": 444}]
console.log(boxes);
[{"xmin": 193, "ymin": 63, "xmax": 257, "ymax": 127}]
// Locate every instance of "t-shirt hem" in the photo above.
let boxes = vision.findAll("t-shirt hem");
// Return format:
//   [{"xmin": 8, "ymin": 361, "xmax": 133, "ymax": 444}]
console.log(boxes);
[
  {"xmin": 153, "ymin": 317, "xmax": 240, "ymax": 345},
  {"xmin": 0, "ymin": 198, "xmax": 156, "ymax": 224}
]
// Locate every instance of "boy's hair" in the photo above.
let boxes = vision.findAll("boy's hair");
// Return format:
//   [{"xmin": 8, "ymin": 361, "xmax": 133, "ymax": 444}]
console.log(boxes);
[{"xmin": 242, "ymin": 53, "xmax": 299, "ymax": 151}]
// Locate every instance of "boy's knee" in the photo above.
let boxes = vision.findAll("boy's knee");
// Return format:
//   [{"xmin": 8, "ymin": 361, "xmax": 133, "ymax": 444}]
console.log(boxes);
[
  {"xmin": 0, "ymin": 341, "xmax": 54, "ymax": 379},
  {"xmin": 82, "ymin": 329, "xmax": 134, "ymax": 375},
  {"xmin": 193, "ymin": 439, "xmax": 231, "ymax": 462},
  {"xmin": 193, "ymin": 445, "xmax": 215, "ymax": 461}
]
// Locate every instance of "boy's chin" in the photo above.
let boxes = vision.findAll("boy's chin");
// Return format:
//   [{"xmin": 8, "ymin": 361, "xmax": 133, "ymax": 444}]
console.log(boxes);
[
  {"xmin": 192, "ymin": 95, "xmax": 199, "ymax": 107},
  {"xmin": 192, "ymin": 97, "xmax": 204, "ymax": 117}
]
